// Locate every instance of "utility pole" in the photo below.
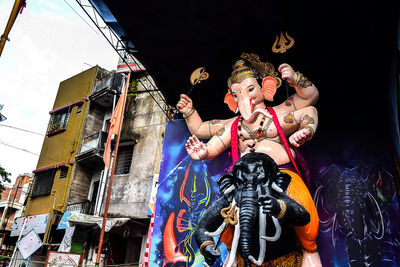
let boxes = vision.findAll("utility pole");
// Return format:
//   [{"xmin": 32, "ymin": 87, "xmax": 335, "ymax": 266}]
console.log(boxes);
[{"xmin": 0, "ymin": 0, "xmax": 26, "ymax": 57}]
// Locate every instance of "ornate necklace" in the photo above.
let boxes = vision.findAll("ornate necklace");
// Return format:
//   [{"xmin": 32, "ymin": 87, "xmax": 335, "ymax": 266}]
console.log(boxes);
[{"xmin": 238, "ymin": 115, "xmax": 266, "ymax": 152}]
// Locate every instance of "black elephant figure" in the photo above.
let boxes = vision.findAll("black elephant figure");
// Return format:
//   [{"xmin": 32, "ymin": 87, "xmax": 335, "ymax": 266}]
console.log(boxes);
[
  {"xmin": 314, "ymin": 164, "xmax": 399, "ymax": 266},
  {"xmin": 194, "ymin": 152, "xmax": 310, "ymax": 267}
]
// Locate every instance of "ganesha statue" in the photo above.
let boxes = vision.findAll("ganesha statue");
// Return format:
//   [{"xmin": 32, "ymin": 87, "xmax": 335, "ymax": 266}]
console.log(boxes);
[{"xmin": 177, "ymin": 53, "xmax": 321, "ymax": 267}]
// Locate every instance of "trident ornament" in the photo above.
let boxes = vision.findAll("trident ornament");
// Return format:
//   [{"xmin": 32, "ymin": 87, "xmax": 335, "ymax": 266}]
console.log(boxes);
[
  {"xmin": 168, "ymin": 67, "xmax": 209, "ymax": 122},
  {"xmin": 272, "ymin": 31, "xmax": 295, "ymax": 54}
]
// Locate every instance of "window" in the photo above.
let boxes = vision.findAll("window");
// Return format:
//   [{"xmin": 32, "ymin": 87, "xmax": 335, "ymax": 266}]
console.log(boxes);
[
  {"xmin": 114, "ymin": 144, "xmax": 134, "ymax": 175},
  {"xmin": 47, "ymin": 108, "xmax": 71, "ymax": 135},
  {"xmin": 59, "ymin": 167, "xmax": 69, "ymax": 179},
  {"xmin": 31, "ymin": 169, "xmax": 55, "ymax": 197}
]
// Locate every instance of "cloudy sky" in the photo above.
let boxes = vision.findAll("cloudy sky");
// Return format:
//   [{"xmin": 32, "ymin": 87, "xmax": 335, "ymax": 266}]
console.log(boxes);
[{"xmin": 0, "ymin": 0, "xmax": 119, "ymax": 184}]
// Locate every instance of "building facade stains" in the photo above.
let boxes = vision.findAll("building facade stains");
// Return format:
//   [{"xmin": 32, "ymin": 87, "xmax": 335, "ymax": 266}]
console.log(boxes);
[{"xmin": 109, "ymin": 74, "xmax": 166, "ymax": 218}]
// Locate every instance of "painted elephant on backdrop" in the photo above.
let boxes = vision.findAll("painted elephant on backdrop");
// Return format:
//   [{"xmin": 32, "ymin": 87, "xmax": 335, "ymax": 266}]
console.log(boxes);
[{"xmin": 314, "ymin": 164, "xmax": 399, "ymax": 266}]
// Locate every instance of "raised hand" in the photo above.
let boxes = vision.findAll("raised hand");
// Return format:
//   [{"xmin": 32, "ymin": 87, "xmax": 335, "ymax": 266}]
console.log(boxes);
[
  {"xmin": 177, "ymin": 94, "xmax": 193, "ymax": 115},
  {"xmin": 203, "ymin": 244, "xmax": 221, "ymax": 266},
  {"xmin": 289, "ymin": 128, "xmax": 312, "ymax": 147},
  {"xmin": 185, "ymin": 135, "xmax": 208, "ymax": 161},
  {"xmin": 278, "ymin": 63, "xmax": 297, "ymax": 85},
  {"xmin": 258, "ymin": 194, "xmax": 281, "ymax": 216}
]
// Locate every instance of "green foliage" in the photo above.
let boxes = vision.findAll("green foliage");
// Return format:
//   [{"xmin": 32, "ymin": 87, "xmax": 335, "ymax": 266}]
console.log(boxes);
[{"xmin": 0, "ymin": 165, "xmax": 11, "ymax": 193}]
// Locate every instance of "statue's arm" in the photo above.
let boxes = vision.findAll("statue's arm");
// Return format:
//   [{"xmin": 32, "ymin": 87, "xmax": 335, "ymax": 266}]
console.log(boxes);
[
  {"xmin": 177, "ymin": 94, "xmax": 231, "ymax": 139},
  {"xmin": 185, "ymin": 119, "xmax": 233, "ymax": 161},
  {"xmin": 274, "ymin": 105, "xmax": 318, "ymax": 147},
  {"xmin": 275, "ymin": 64, "xmax": 319, "ymax": 112}
]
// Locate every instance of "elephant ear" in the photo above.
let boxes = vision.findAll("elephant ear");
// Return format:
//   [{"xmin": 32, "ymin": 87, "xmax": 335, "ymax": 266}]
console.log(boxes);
[
  {"xmin": 262, "ymin": 77, "xmax": 277, "ymax": 101},
  {"xmin": 318, "ymin": 165, "xmax": 341, "ymax": 190},
  {"xmin": 224, "ymin": 92, "xmax": 237, "ymax": 113},
  {"xmin": 367, "ymin": 166, "xmax": 395, "ymax": 205},
  {"xmin": 217, "ymin": 172, "xmax": 235, "ymax": 195},
  {"xmin": 273, "ymin": 171, "xmax": 292, "ymax": 194},
  {"xmin": 316, "ymin": 165, "xmax": 342, "ymax": 214}
]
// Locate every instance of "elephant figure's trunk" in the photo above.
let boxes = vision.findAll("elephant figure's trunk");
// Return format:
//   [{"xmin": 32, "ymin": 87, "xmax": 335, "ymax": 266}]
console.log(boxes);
[{"xmin": 239, "ymin": 188, "xmax": 258, "ymax": 267}]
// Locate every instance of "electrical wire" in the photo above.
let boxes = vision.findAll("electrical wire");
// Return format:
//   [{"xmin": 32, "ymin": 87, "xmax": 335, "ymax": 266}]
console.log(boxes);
[
  {"xmin": 63, "ymin": 0, "xmax": 100, "ymax": 36},
  {"xmin": 74, "ymin": 1, "xmax": 170, "ymax": 118},
  {"xmin": 0, "ymin": 124, "xmax": 44, "ymax": 136},
  {"xmin": 0, "ymin": 139, "xmax": 59, "ymax": 162}
]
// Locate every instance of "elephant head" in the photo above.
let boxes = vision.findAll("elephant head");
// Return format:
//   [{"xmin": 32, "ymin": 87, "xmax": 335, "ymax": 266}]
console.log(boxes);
[
  {"xmin": 223, "ymin": 59, "xmax": 277, "ymax": 122},
  {"xmin": 216, "ymin": 153, "xmax": 291, "ymax": 266},
  {"xmin": 196, "ymin": 152, "xmax": 310, "ymax": 267},
  {"xmin": 314, "ymin": 164, "xmax": 393, "ymax": 247}
]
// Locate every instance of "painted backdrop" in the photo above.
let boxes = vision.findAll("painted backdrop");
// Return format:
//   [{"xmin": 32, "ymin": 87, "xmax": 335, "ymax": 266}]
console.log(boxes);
[{"xmin": 150, "ymin": 120, "xmax": 231, "ymax": 266}]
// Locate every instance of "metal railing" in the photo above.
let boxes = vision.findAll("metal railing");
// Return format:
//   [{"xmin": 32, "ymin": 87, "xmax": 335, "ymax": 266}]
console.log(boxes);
[
  {"xmin": 79, "ymin": 131, "xmax": 107, "ymax": 155},
  {"xmin": 65, "ymin": 200, "xmax": 95, "ymax": 215}
]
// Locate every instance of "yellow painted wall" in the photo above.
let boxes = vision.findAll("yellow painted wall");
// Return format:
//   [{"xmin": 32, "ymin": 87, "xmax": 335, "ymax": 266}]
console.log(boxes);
[{"xmin": 25, "ymin": 66, "xmax": 99, "ymax": 216}]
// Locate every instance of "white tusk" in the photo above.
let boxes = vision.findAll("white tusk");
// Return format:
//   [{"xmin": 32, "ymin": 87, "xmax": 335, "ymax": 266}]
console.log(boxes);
[
  {"xmin": 272, "ymin": 182, "xmax": 283, "ymax": 193},
  {"xmin": 260, "ymin": 217, "xmax": 281, "ymax": 242},
  {"xmin": 226, "ymin": 207, "xmax": 240, "ymax": 267},
  {"xmin": 248, "ymin": 207, "xmax": 266, "ymax": 266},
  {"xmin": 203, "ymin": 262, "xmax": 210, "ymax": 267},
  {"xmin": 205, "ymin": 222, "xmax": 226, "ymax": 237},
  {"xmin": 224, "ymin": 185, "xmax": 235, "ymax": 195}
]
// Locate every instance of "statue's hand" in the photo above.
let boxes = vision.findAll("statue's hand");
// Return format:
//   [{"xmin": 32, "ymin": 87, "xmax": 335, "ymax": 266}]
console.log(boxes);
[
  {"xmin": 289, "ymin": 128, "xmax": 312, "ymax": 147},
  {"xmin": 177, "ymin": 94, "xmax": 193, "ymax": 114},
  {"xmin": 258, "ymin": 195, "xmax": 281, "ymax": 216},
  {"xmin": 185, "ymin": 135, "xmax": 208, "ymax": 161},
  {"xmin": 203, "ymin": 244, "xmax": 221, "ymax": 266},
  {"xmin": 278, "ymin": 63, "xmax": 297, "ymax": 85}
]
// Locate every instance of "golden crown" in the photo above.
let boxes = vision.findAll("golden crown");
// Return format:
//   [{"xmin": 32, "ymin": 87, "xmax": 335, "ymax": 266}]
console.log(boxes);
[{"xmin": 227, "ymin": 53, "xmax": 282, "ymax": 91}]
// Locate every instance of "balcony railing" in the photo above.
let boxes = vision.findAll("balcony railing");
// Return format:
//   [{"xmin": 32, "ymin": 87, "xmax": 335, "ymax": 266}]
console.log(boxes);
[
  {"xmin": 90, "ymin": 71, "xmax": 124, "ymax": 108},
  {"xmin": 65, "ymin": 201, "xmax": 95, "ymax": 215},
  {"xmin": 75, "ymin": 131, "xmax": 107, "ymax": 168}
]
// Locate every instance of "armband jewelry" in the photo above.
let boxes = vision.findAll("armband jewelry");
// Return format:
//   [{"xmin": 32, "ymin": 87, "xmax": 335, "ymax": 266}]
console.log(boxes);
[
  {"xmin": 200, "ymin": 240, "xmax": 215, "ymax": 255},
  {"xmin": 276, "ymin": 199, "xmax": 287, "ymax": 219},
  {"xmin": 301, "ymin": 245, "xmax": 318, "ymax": 254},
  {"xmin": 183, "ymin": 108, "xmax": 196, "ymax": 118},
  {"xmin": 299, "ymin": 125, "xmax": 315, "ymax": 140},
  {"xmin": 288, "ymin": 72, "xmax": 312, "ymax": 88}
]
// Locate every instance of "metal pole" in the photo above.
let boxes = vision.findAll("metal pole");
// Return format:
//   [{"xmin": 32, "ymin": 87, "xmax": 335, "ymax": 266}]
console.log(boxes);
[
  {"xmin": 9, "ymin": 217, "xmax": 27, "ymax": 267},
  {"xmin": 95, "ymin": 72, "xmax": 131, "ymax": 266},
  {"xmin": 94, "ymin": 85, "xmax": 120, "ymax": 216},
  {"xmin": 0, "ymin": 0, "xmax": 26, "ymax": 57}
]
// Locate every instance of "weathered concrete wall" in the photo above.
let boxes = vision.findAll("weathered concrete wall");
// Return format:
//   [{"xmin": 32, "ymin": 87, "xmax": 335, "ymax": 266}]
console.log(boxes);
[
  {"xmin": 108, "ymin": 75, "xmax": 166, "ymax": 218},
  {"xmin": 83, "ymin": 103, "xmax": 105, "ymax": 137},
  {"xmin": 68, "ymin": 165, "xmax": 92, "ymax": 204}
]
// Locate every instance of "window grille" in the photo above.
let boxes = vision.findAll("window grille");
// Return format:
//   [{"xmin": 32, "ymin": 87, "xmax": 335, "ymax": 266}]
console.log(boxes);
[
  {"xmin": 31, "ymin": 169, "xmax": 55, "ymax": 197},
  {"xmin": 114, "ymin": 144, "xmax": 134, "ymax": 175},
  {"xmin": 47, "ymin": 107, "xmax": 71, "ymax": 135},
  {"xmin": 59, "ymin": 167, "xmax": 69, "ymax": 179}
]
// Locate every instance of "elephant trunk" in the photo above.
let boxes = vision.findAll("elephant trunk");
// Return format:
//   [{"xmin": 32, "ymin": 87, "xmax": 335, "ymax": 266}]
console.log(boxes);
[{"xmin": 239, "ymin": 188, "xmax": 258, "ymax": 267}]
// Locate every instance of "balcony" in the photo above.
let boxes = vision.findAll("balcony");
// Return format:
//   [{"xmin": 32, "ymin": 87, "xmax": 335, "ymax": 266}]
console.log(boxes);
[
  {"xmin": 75, "ymin": 131, "xmax": 107, "ymax": 169},
  {"xmin": 65, "ymin": 201, "xmax": 95, "ymax": 215},
  {"xmin": 89, "ymin": 71, "xmax": 124, "ymax": 108}
]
